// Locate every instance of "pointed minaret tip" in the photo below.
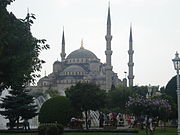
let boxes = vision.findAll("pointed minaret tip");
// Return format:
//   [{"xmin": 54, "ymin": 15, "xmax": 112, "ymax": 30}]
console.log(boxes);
[
  {"xmin": 129, "ymin": 23, "xmax": 133, "ymax": 42},
  {"xmin": 62, "ymin": 27, "xmax": 65, "ymax": 44},
  {"xmin": 80, "ymin": 39, "xmax": 84, "ymax": 49},
  {"xmin": 107, "ymin": 2, "xmax": 111, "ymax": 25}
]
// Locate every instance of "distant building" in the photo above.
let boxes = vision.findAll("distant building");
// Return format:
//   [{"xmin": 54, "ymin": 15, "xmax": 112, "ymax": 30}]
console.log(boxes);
[{"xmin": 29, "ymin": 5, "xmax": 134, "ymax": 95}]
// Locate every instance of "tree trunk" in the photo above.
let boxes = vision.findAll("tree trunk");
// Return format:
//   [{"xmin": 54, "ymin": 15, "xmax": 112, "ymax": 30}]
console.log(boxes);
[
  {"xmin": 17, "ymin": 117, "xmax": 19, "ymax": 129},
  {"xmin": 85, "ymin": 111, "xmax": 88, "ymax": 129}
]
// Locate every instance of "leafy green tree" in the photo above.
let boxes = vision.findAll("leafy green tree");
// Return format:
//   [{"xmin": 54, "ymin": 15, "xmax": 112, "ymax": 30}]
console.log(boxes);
[
  {"xmin": 164, "ymin": 75, "xmax": 177, "ymax": 103},
  {"xmin": 0, "ymin": 1, "xmax": 49, "ymax": 93},
  {"xmin": 0, "ymin": 0, "xmax": 49, "ymax": 128},
  {"xmin": 0, "ymin": 89, "xmax": 37, "ymax": 129},
  {"xmin": 132, "ymin": 85, "xmax": 148, "ymax": 97},
  {"xmin": 66, "ymin": 82, "xmax": 106, "ymax": 129},
  {"xmin": 39, "ymin": 96, "xmax": 72, "ymax": 126},
  {"xmin": 107, "ymin": 86, "xmax": 133, "ymax": 113}
]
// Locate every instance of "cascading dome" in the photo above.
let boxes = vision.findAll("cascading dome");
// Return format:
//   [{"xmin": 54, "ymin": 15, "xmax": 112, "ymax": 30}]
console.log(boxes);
[{"xmin": 66, "ymin": 48, "xmax": 97, "ymax": 59}]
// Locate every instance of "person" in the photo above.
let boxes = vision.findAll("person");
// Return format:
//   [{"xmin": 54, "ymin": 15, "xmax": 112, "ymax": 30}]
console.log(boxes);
[
  {"xmin": 23, "ymin": 119, "xmax": 30, "ymax": 130},
  {"xmin": 99, "ymin": 112, "xmax": 104, "ymax": 128},
  {"xmin": 127, "ymin": 115, "xmax": 132, "ymax": 128}
]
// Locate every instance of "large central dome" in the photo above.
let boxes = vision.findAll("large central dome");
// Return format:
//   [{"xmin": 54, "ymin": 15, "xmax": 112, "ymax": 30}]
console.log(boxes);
[{"xmin": 66, "ymin": 48, "xmax": 97, "ymax": 59}]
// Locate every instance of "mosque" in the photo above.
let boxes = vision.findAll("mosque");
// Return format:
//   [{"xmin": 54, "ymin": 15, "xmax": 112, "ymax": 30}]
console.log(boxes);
[{"xmin": 30, "ymin": 5, "xmax": 134, "ymax": 95}]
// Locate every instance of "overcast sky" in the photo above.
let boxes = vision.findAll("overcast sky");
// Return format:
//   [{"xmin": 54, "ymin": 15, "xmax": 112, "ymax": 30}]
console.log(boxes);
[{"xmin": 7, "ymin": 0, "xmax": 180, "ymax": 87}]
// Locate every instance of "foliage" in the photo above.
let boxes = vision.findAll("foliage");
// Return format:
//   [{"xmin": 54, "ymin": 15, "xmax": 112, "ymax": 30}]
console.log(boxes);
[
  {"xmin": 66, "ymin": 82, "xmax": 106, "ymax": 112},
  {"xmin": 132, "ymin": 86, "xmax": 148, "ymax": 97},
  {"xmin": 126, "ymin": 97, "xmax": 171, "ymax": 120},
  {"xmin": 0, "ymin": 89, "xmax": 38, "ymax": 129},
  {"xmin": 39, "ymin": 96, "xmax": 72, "ymax": 126},
  {"xmin": 152, "ymin": 94, "xmax": 177, "ymax": 120},
  {"xmin": 38, "ymin": 123, "xmax": 64, "ymax": 135},
  {"xmin": 164, "ymin": 75, "xmax": 177, "ymax": 103},
  {"xmin": 126, "ymin": 97, "xmax": 171, "ymax": 134},
  {"xmin": 107, "ymin": 86, "xmax": 133, "ymax": 113},
  {"xmin": 0, "ymin": 1, "xmax": 49, "ymax": 93},
  {"xmin": 66, "ymin": 82, "xmax": 106, "ymax": 129}
]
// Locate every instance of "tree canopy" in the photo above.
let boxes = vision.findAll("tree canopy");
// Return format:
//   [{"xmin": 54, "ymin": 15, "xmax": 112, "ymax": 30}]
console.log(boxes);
[
  {"xmin": 0, "ymin": 89, "xmax": 38, "ymax": 129},
  {"xmin": 66, "ymin": 82, "xmax": 106, "ymax": 129},
  {"xmin": 164, "ymin": 75, "xmax": 177, "ymax": 103},
  {"xmin": 107, "ymin": 86, "xmax": 133, "ymax": 113},
  {"xmin": 0, "ymin": 0, "xmax": 49, "ymax": 93},
  {"xmin": 0, "ymin": 0, "xmax": 49, "ymax": 129},
  {"xmin": 39, "ymin": 96, "xmax": 72, "ymax": 126}
]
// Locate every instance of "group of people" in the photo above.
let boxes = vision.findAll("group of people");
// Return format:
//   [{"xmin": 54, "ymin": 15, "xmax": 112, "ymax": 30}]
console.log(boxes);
[
  {"xmin": 99, "ymin": 112, "xmax": 131, "ymax": 127},
  {"xmin": 69, "ymin": 112, "xmax": 137, "ymax": 129}
]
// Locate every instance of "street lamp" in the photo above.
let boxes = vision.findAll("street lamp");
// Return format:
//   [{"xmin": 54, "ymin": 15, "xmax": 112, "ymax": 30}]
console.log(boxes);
[
  {"xmin": 148, "ymin": 84, "xmax": 152, "ymax": 98},
  {"xmin": 172, "ymin": 52, "xmax": 180, "ymax": 135}
]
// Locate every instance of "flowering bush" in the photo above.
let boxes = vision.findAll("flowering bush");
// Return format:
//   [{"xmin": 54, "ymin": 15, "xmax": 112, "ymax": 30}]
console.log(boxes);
[{"xmin": 126, "ymin": 97, "xmax": 171, "ymax": 120}]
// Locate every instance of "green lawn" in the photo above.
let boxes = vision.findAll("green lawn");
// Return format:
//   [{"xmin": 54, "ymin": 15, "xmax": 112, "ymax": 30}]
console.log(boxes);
[{"xmin": 0, "ymin": 128, "xmax": 177, "ymax": 135}]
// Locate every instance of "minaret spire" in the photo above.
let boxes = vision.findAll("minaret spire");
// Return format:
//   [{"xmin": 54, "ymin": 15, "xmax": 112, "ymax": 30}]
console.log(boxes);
[
  {"xmin": 107, "ymin": 2, "xmax": 111, "ymax": 26},
  {"xmin": 60, "ymin": 28, "xmax": 66, "ymax": 61},
  {"xmin": 105, "ymin": 3, "xmax": 113, "ymax": 91},
  {"xmin": 128, "ymin": 23, "xmax": 134, "ymax": 87}
]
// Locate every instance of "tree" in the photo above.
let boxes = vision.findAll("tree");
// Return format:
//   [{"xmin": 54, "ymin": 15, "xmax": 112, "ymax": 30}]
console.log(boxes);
[
  {"xmin": 107, "ymin": 86, "xmax": 133, "ymax": 113},
  {"xmin": 66, "ymin": 82, "xmax": 106, "ymax": 129},
  {"xmin": 0, "ymin": 0, "xmax": 49, "ymax": 128},
  {"xmin": 0, "ymin": 89, "xmax": 37, "ymax": 129},
  {"xmin": 0, "ymin": 1, "xmax": 49, "ymax": 93},
  {"xmin": 164, "ymin": 75, "xmax": 177, "ymax": 103},
  {"xmin": 39, "ymin": 96, "xmax": 72, "ymax": 126},
  {"xmin": 126, "ymin": 97, "xmax": 171, "ymax": 134},
  {"xmin": 132, "ymin": 85, "xmax": 148, "ymax": 97},
  {"xmin": 152, "ymin": 94, "xmax": 177, "ymax": 120}
]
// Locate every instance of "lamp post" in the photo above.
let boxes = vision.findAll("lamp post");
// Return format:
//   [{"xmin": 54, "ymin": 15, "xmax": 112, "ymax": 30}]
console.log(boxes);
[
  {"xmin": 172, "ymin": 52, "xmax": 180, "ymax": 135},
  {"xmin": 148, "ymin": 84, "xmax": 152, "ymax": 98}
]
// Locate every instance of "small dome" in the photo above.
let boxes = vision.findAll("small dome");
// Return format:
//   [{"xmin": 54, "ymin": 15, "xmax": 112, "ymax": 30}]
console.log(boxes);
[
  {"xmin": 63, "ymin": 65, "xmax": 85, "ymax": 72},
  {"xmin": 66, "ymin": 48, "xmax": 97, "ymax": 59},
  {"xmin": 53, "ymin": 60, "xmax": 61, "ymax": 64}
]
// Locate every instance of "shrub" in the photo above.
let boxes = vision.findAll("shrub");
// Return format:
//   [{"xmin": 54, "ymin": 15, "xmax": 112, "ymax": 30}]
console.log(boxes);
[
  {"xmin": 38, "ymin": 124, "xmax": 64, "ymax": 135},
  {"xmin": 39, "ymin": 96, "xmax": 72, "ymax": 126}
]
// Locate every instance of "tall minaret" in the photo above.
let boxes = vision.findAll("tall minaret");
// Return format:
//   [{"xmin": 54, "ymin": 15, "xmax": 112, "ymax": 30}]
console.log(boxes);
[
  {"xmin": 60, "ymin": 28, "xmax": 66, "ymax": 61},
  {"xmin": 105, "ymin": 3, "xmax": 113, "ymax": 91},
  {"xmin": 128, "ymin": 24, "xmax": 134, "ymax": 87}
]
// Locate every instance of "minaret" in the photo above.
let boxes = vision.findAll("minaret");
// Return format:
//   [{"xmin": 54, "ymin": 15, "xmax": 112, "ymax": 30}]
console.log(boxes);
[
  {"xmin": 128, "ymin": 24, "xmax": 134, "ymax": 87},
  {"xmin": 105, "ymin": 3, "xmax": 113, "ymax": 91},
  {"xmin": 60, "ymin": 28, "xmax": 66, "ymax": 61}
]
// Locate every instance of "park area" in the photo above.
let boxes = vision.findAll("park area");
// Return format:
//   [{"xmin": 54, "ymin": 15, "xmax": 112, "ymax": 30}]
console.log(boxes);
[
  {"xmin": 0, "ymin": 127, "xmax": 177, "ymax": 135},
  {"xmin": 0, "ymin": 1, "xmax": 180, "ymax": 135}
]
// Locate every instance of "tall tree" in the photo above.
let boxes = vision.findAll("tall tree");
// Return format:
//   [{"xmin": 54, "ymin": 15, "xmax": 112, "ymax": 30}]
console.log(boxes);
[
  {"xmin": 0, "ymin": 0, "xmax": 49, "ymax": 129},
  {"xmin": 0, "ymin": 89, "xmax": 37, "ymax": 129},
  {"xmin": 107, "ymin": 86, "xmax": 133, "ymax": 113},
  {"xmin": 132, "ymin": 85, "xmax": 148, "ymax": 97},
  {"xmin": 164, "ymin": 75, "xmax": 177, "ymax": 103},
  {"xmin": 0, "ymin": 0, "xmax": 49, "ymax": 93},
  {"xmin": 66, "ymin": 82, "xmax": 106, "ymax": 129}
]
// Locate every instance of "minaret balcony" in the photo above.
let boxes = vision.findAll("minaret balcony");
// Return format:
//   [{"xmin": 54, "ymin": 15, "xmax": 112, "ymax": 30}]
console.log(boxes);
[
  {"xmin": 105, "ymin": 35, "xmax": 112, "ymax": 40},
  {"xmin": 128, "ymin": 50, "xmax": 134, "ymax": 54},
  {"xmin": 105, "ymin": 50, "xmax": 112, "ymax": 55},
  {"xmin": 128, "ymin": 63, "xmax": 134, "ymax": 66}
]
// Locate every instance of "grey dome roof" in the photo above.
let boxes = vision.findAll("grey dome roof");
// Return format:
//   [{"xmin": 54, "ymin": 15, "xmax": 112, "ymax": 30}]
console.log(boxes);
[
  {"xmin": 53, "ymin": 60, "xmax": 61, "ymax": 64},
  {"xmin": 63, "ymin": 65, "xmax": 85, "ymax": 72},
  {"xmin": 66, "ymin": 48, "xmax": 97, "ymax": 59}
]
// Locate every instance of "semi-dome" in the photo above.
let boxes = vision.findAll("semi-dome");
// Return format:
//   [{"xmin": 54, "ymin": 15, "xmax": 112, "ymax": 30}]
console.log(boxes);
[
  {"xmin": 63, "ymin": 65, "xmax": 85, "ymax": 72},
  {"xmin": 53, "ymin": 60, "xmax": 61, "ymax": 64},
  {"xmin": 66, "ymin": 48, "xmax": 97, "ymax": 59}
]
